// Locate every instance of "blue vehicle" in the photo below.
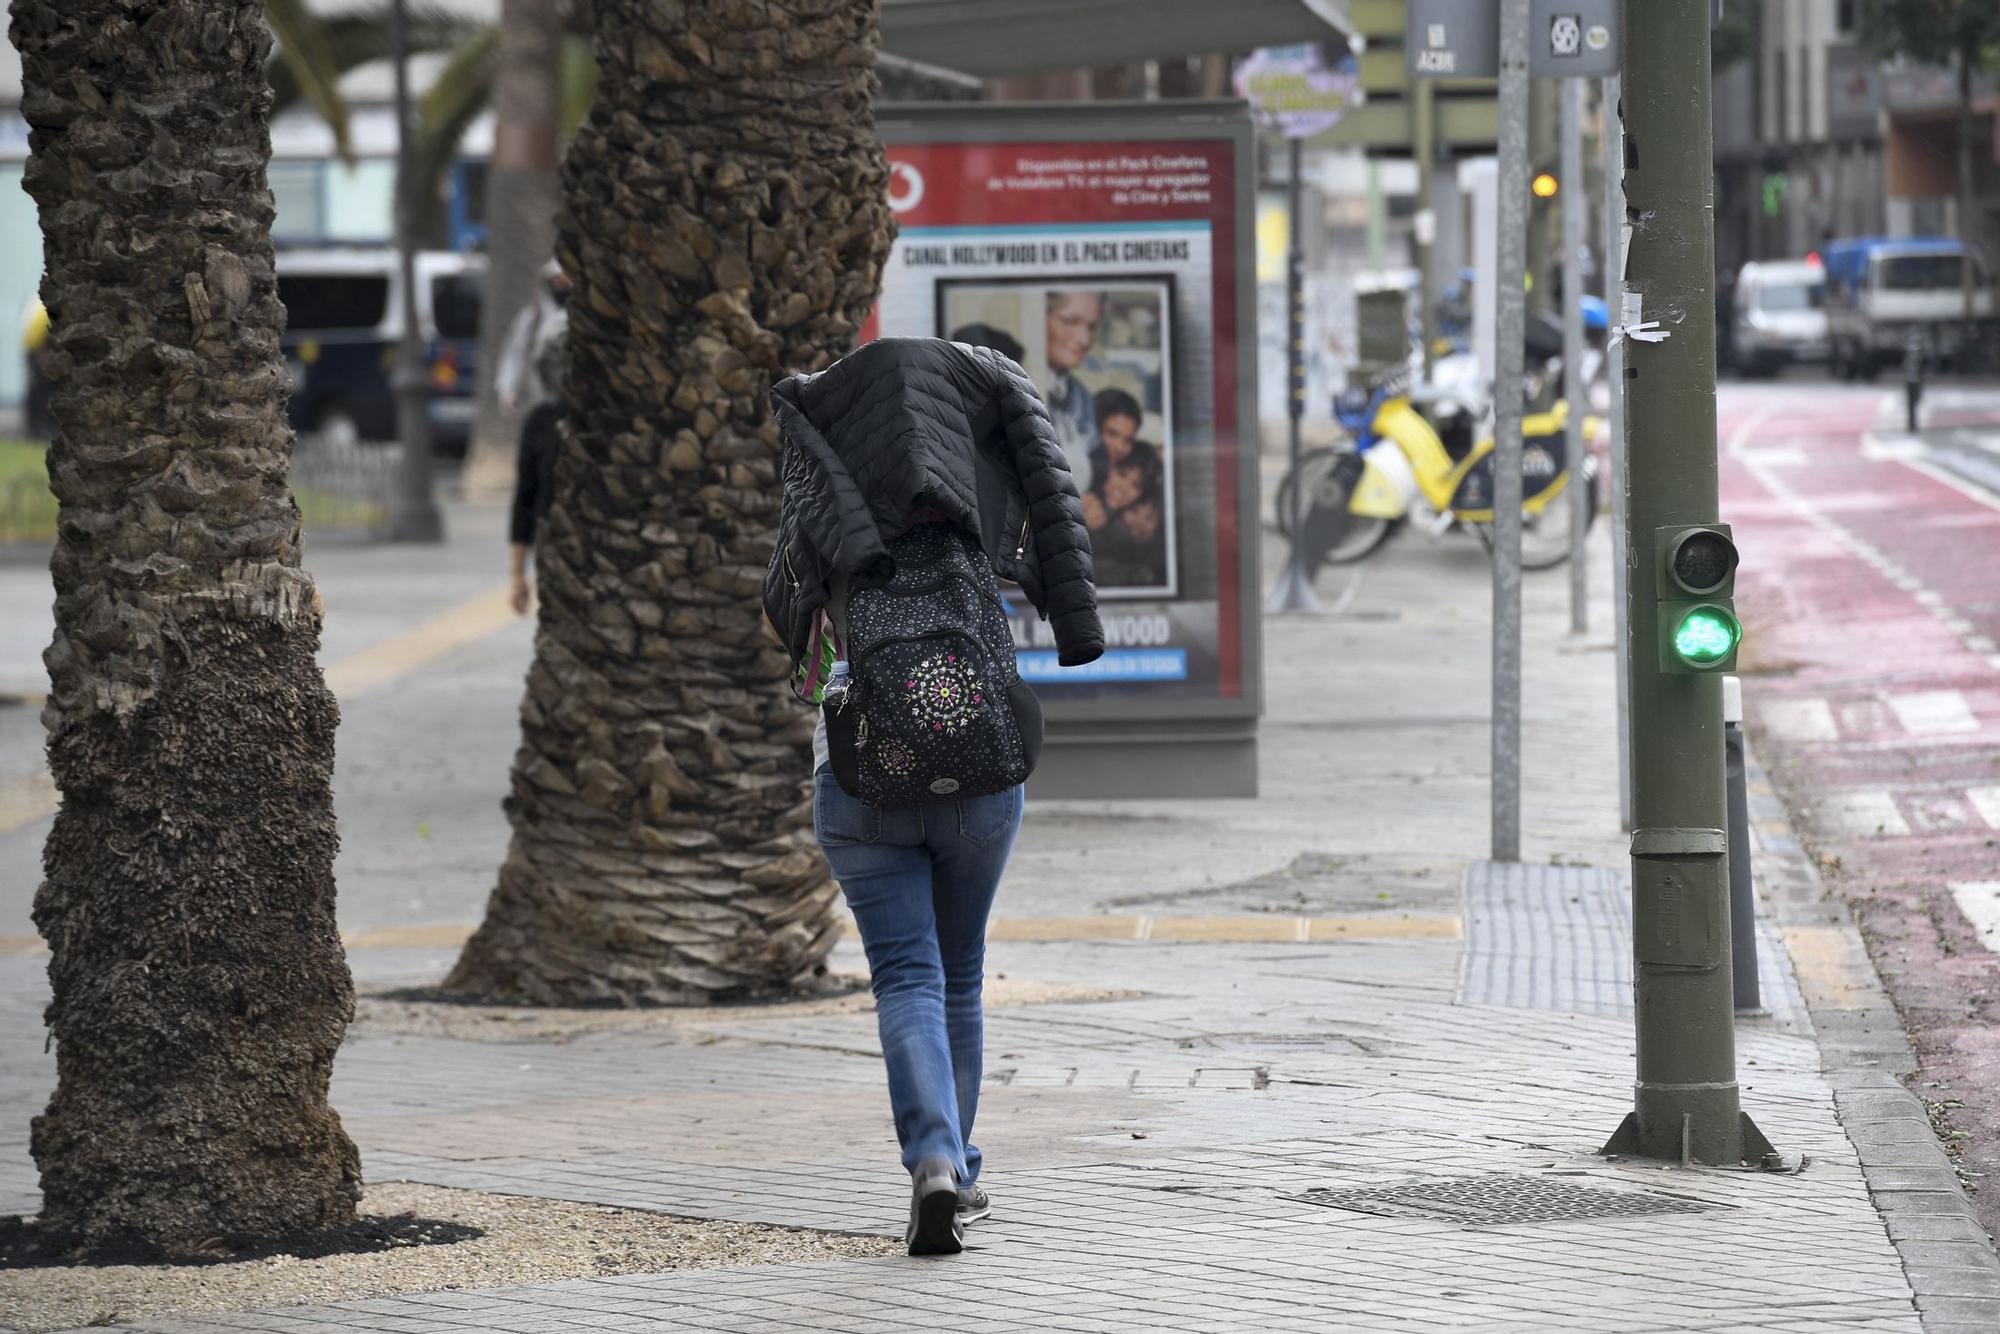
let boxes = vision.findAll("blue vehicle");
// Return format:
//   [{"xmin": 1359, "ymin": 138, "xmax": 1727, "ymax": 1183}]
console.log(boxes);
[
  {"xmin": 276, "ymin": 248, "xmax": 485, "ymax": 457},
  {"xmin": 1818, "ymin": 236, "xmax": 1993, "ymax": 379}
]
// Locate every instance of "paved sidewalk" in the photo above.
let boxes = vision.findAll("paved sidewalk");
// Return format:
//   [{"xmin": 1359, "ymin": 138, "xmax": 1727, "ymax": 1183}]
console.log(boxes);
[{"xmin": 1, "ymin": 484, "xmax": 1994, "ymax": 1330}]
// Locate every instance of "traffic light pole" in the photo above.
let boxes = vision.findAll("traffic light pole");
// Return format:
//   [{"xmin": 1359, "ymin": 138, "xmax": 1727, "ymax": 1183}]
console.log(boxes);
[{"xmin": 1601, "ymin": 0, "xmax": 1779, "ymax": 1169}]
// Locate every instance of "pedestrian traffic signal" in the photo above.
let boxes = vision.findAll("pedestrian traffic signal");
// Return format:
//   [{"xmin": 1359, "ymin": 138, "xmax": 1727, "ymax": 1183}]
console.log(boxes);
[{"xmin": 1656, "ymin": 525, "xmax": 1741, "ymax": 673}]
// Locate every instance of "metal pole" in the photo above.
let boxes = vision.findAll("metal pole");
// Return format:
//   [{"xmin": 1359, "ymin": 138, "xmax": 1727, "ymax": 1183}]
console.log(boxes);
[
  {"xmin": 1723, "ymin": 677, "xmax": 1761, "ymax": 1015},
  {"xmin": 1416, "ymin": 80, "xmax": 1438, "ymax": 382},
  {"xmin": 1267, "ymin": 135, "xmax": 1321, "ymax": 614},
  {"xmin": 1602, "ymin": 0, "xmax": 1777, "ymax": 1168},
  {"xmin": 1562, "ymin": 77, "xmax": 1587, "ymax": 633},
  {"xmin": 387, "ymin": 0, "xmax": 444, "ymax": 543},
  {"xmin": 1491, "ymin": 0, "xmax": 1530, "ymax": 864},
  {"xmin": 1605, "ymin": 74, "xmax": 1633, "ymax": 833}
]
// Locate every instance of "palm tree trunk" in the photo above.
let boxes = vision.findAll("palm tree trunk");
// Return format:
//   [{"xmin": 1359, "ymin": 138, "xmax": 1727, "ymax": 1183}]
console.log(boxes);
[
  {"xmin": 445, "ymin": 0, "xmax": 894, "ymax": 1005},
  {"xmin": 460, "ymin": 0, "xmax": 566, "ymax": 499},
  {"xmin": 18, "ymin": 0, "xmax": 360, "ymax": 1255}
]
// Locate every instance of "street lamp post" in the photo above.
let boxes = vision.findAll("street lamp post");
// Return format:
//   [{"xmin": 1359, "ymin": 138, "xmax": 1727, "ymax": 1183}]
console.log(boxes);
[{"xmin": 387, "ymin": 0, "xmax": 444, "ymax": 543}]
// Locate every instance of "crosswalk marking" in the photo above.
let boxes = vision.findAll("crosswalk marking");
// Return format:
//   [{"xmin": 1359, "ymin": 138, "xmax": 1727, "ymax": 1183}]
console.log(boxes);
[
  {"xmin": 1820, "ymin": 790, "xmax": 1911, "ymax": 838},
  {"xmin": 1966, "ymin": 787, "xmax": 2000, "ymax": 831},
  {"xmin": 1759, "ymin": 698, "xmax": 1838, "ymax": 742},
  {"xmin": 1886, "ymin": 690, "xmax": 1980, "ymax": 736},
  {"xmin": 1949, "ymin": 883, "xmax": 2000, "ymax": 947}
]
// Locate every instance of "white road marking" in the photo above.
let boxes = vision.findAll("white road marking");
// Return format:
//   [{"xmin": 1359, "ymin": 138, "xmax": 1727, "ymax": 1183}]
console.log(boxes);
[
  {"xmin": 1739, "ymin": 446, "xmax": 1809, "ymax": 466},
  {"xmin": 1759, "ymin": 698, "xmax": 1839, "ymax": 742},
  {"xmin": 1820, "ymin": 790, "xmax": 1911, "ymax": 839},
  {"xmin": 1949, "ymin": 882, "xmax": 2000, "ymax": 945},
  {"xmin": 1966, "ymin": 787, "xmax": 2000, "ymax": 831},
  {"xmin": 1860, "ymin": 433, "xmax": 1927, "ymax": 461},
  {"xmin": 1887, "ymin": 690, "xmax": 1980, "ymax": 736}
]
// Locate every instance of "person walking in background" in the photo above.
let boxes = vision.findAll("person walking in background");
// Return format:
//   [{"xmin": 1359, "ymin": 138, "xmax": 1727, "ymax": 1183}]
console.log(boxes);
[
  {"xmin": 507, "ymin": 328, "xmax": 566, "ymax": 614},
  {"xmin": 496, "ymin": 259, "xmax": 570, "ymax": 414},
  {"xmin": 764, "ymin": 336, "xmax": 1102, "ymax": 1257}
]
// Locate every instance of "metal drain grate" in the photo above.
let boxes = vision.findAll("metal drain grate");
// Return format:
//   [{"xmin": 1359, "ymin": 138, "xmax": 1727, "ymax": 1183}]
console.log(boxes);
[{"xmin": 1288, "ymin": 1173, "xmax": 1712, "ymax": 1227}]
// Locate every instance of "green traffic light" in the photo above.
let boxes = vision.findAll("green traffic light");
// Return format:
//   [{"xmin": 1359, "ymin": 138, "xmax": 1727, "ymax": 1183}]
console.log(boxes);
[{"xmin": 1673, "ymin": 606, "xmax": 1740, "ymax": 665}]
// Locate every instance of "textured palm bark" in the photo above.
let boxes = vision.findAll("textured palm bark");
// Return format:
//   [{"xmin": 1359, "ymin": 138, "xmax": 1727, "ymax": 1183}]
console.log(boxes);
[
  {"xmin": 445, "ymin": 0, "xmax": 893, "ymax": 1004},
  {"xmin": 460, "ymin": 0, "xmax": 566, "ymax": 498},
  {"xmin": 17, "ymin": 0, "xmax": 360, "ymax": 1255}
]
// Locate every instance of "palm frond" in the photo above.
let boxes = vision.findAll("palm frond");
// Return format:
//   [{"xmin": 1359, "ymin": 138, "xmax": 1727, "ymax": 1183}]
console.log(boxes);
[
  {"xmin": 267, "ymin": 4, "xmax": 485, "ymax": 123},
  {"xmin": 407, "ymin": 25, "xmax": 501, "ymax": 235},
  {"xmin": 559, "ymin": 33, "xmax": 598, "ymax": 138},
  {"xmin": 266, "ymin": 0, "xmax": 353, "ymax": 161}
]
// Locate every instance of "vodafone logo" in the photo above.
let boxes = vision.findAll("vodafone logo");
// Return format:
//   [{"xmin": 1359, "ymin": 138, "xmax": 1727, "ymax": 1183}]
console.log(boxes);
[{"xmin": 887, "ymin": 161, "xmax": 924, "ymax": 214}]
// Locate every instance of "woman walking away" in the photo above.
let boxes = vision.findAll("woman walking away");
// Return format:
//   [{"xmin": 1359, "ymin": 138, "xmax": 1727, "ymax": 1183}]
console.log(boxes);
[
  {"xmin": 764, "ymin": 337, "xmax": 1103, "ymax": 1256},
  {"xmin": 507, "ymin": 329, "xmax": 566, "ymax": 614}
]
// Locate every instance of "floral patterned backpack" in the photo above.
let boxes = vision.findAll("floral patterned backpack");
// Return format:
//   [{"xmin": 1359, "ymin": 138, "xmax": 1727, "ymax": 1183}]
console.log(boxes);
[{"xmin": 822, "ymin": 523, "xmax": 1043, "ymax": 807}]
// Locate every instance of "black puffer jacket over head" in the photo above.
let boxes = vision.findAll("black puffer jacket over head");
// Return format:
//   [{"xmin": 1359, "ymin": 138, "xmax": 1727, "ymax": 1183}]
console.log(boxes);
[{"xmin": 763, "ymin": 337, "xmax": 1105, "ymax": 681}]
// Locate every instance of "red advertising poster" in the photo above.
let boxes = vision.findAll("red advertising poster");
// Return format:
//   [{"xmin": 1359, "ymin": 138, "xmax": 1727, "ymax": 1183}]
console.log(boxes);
[{"xmin": 866, "ymin": 136, "xmax": 1247, "ymax": 706}]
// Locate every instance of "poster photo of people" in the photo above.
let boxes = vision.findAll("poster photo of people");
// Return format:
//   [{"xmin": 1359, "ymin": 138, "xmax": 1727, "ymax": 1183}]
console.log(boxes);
[{"xmin": 938, "ymin": 277, "xmax": 1177, "ymax": 599}]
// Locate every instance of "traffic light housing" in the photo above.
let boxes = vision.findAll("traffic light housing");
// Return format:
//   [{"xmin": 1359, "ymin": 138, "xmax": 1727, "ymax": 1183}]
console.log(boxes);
[{"xmin": 1656, "ymin": 524, "xmax": 1741, "ymax": 673}]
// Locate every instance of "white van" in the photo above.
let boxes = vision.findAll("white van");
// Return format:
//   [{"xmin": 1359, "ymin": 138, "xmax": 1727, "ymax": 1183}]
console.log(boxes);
[{"xmin": 1731, "ymin": 260, "xmax": 1828, "ymax": 377}]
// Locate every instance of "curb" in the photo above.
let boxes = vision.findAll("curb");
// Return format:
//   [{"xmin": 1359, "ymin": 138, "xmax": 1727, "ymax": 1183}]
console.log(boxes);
[{"xmin": 1747, "ymin": 746, "xmax": 2000, "ymax": 1331}]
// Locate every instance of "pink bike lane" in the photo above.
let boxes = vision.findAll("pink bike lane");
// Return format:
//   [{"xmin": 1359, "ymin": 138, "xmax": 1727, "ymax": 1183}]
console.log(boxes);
[{"xmin": 1719, "ymin": 380, "xmax": 2000, "ymax": 1235}]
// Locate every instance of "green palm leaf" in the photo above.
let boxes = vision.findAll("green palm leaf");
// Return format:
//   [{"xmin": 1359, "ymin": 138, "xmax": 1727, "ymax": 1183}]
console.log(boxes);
[
  {"xmin": 407, "ymin": 25, "xmax": 501, "ymax": 233},
  {"xmin": 266, "ymin": 0, "xmax": 354, "ymax": 160}
]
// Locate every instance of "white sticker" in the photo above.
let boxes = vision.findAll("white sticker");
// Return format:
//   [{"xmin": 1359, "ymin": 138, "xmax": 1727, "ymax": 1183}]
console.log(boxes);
[{"xmin": 1612, "ymin": 291, "xmax": 1669, "ymax": 347}]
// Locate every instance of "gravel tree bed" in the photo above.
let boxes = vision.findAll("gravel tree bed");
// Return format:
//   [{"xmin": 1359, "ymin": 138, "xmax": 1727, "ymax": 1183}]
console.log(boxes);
[{"xmin": 0, "ymin": 1181, "xmax": 898, "ymax": 1332}]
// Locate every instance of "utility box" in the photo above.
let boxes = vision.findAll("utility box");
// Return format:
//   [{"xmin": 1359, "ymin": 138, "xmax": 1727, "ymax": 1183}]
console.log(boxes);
[{"xmin": 1355, "ymin": 285, "xmax": 1411, "ymax": 387}]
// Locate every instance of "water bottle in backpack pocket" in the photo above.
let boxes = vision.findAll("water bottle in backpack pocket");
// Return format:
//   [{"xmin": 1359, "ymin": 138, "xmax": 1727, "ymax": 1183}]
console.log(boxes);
[{"xmin": 823, "ymin": 524, "xmax": 1043, "ymax": 807}]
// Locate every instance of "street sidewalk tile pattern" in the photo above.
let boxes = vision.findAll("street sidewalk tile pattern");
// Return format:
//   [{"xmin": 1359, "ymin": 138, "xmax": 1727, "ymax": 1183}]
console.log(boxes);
[
  {"xmin": 1458, "ymin": 860, "xmax": 1808, "ymax": 1028},
  {"xmin": 4, "ymin": 935, "xmax": 1937, "ymax": 1333}
]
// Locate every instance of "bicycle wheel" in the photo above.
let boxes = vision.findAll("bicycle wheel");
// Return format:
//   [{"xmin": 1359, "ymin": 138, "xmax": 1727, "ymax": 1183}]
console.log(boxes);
[
  {"xmin": 1273, "ymin": 447, "xmax": 1337, "ymax": 538},
  {"xmin": 1298, "ymin": 450, "xmax": 1397, "ymax": 567},
  {"xmin": 1477, "ymin": 456, "xmax": 1599, "ymax": 570}
]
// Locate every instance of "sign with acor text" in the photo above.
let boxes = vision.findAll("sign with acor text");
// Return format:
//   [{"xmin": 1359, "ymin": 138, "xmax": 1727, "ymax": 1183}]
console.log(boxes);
[
  {"xmin": 1408, "ymin": 0, "xmax": 1621, "ymax": 80},
  {"xmin": 1406, "ymin": 0, "xmax": 1499, "ymax": 79}
]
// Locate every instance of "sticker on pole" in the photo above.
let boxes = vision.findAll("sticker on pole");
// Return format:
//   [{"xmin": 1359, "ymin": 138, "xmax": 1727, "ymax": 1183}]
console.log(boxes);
[{"xmin": 1529, "ymin": 0, "xmax": 1620, "ymax": 77}]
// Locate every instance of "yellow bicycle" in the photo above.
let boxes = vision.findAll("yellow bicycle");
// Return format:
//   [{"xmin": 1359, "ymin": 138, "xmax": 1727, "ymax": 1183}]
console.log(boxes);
[{"xmin": 1277, "ymin": 371, "xmax": 1600, "ymax": 570}]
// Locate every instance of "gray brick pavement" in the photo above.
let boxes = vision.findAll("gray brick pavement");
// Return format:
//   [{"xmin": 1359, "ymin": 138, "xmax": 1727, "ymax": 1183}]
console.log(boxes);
[{"xmin": 10, "ymin": 932, "xmax": 1939, "ymax": 1333}]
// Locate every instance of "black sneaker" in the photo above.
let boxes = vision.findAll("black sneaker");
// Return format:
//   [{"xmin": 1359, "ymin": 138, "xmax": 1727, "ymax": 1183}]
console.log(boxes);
[
  {"xmin": 956, "ymin": 1182, "xmax": 991, "ymax": 1224},
  {"xmin": 906, "ymin": 1157, "xmax": 963, "ymax": 1256}
]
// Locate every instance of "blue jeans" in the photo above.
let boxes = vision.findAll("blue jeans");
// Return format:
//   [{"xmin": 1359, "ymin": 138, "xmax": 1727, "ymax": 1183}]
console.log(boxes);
[{"xmin": 814, "ymin": 767, "xmax": 1023, "ymax": 1182}]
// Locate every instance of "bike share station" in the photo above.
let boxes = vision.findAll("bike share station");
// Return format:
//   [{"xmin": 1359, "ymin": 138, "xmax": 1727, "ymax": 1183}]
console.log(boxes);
[
  {"xmin": 870, "ymin": 101, "xmax": 1266, "ymax": 798},
  {"xmin": 1254, "ymin": 0, "xmax": 1790, "ymax": 1171}
]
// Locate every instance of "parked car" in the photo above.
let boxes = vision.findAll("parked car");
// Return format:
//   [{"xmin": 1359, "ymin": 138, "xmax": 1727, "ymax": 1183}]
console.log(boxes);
[
  {"xmin": 1820, "ymin": 236, "xmax": 1994, "ymax": 379},
  {"xmin": 276, "ymin": 248, "xmax": 484, "ymax": 458},
  {"xmin": 1730, "ymin": 259, "xmax": 1828, "ymax": 377}
]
